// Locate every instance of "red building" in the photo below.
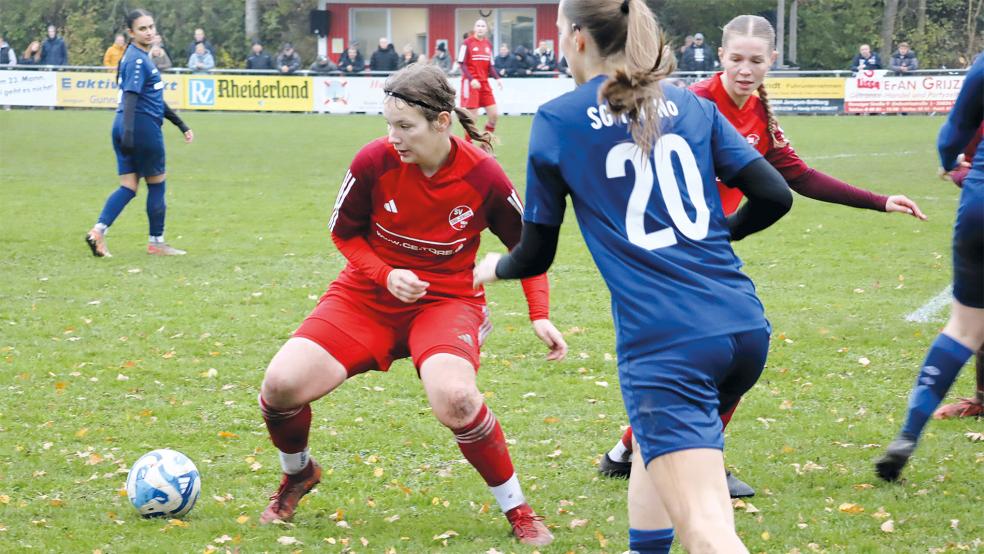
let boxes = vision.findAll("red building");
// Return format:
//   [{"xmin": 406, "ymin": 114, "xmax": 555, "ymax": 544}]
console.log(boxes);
[{"xmin": 318, "ymin": 1, "xmax": 558, "ymax": 62}]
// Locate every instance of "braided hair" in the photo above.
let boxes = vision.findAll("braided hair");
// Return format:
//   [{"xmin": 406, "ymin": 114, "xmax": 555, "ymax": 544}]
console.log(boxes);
[{"xmin": 722, "ymin": 15, "xmax": 788, "ymax": 148}]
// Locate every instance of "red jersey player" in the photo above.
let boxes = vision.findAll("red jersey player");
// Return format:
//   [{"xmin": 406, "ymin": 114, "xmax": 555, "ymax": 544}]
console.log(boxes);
[
  {"xmin": 458, "ymin": 19, "xmax": 503, "ymax": 149},
  {"xmin": 598, "ymin": 14, "xmax": 927, "ymax": 496},
  {"xmin": 256, "ymin": 64, "xmax": 564, "ymax": 547}
]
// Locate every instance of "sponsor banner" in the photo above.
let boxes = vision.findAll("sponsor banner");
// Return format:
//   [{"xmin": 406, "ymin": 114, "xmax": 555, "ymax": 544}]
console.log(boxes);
[
  {"xmin": 770, "ymin": 98, "xmax": 844, "ymax": 114},
  {"xmin": 763, "ymin": 77, "xmax": 845, "ymax": 99},
  {"xmin": 185, "ymin": 75, "xmax": 312, "ymax": 111},
  {"xmin": 312, "ymin": 75, "xmax": 576, "ymax": 115},
  {"xmin": 844, "ymin": 70, "xmax": 964, "ymax": 113},
  {"xmin": 56, "ymin": 71, "xmax": 184, "ymax": 109},
  {"xmin": 0, "ymin": 70, "xmax": 57, "ymax": 106}
]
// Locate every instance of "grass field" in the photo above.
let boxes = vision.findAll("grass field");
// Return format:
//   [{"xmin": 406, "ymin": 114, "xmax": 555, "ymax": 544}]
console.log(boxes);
[{"xmin": 0, "ymin": 109, "xmax": 980, "ymax": 554}]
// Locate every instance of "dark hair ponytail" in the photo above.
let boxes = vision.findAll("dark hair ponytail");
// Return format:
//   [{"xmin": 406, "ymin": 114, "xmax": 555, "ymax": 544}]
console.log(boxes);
[{"xmin": 116, "ymin": 9, "xmax": 153, "ymax": 85}]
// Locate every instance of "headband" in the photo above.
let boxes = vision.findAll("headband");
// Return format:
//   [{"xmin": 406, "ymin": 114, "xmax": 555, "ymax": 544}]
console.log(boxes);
[{"xmin": 383, "ymin": 89, "xmax": 450, "ymax": 113}]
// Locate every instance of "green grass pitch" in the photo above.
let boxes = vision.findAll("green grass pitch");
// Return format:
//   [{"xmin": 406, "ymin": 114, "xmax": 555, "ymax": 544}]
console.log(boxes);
[{"xmin": 0, "ymin": 109, "xmax": 980, "ymax": 553}]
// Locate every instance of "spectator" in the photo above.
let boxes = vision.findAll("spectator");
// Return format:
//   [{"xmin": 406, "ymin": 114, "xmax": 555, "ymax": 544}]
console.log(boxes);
[
  {"xmin": 494, "ymin": 44, "xmax": 513, "ymax": 76},
  {"xmin": 185, "ymin": 28, "xmax": 214, "ymax": 60},
  {"xmin": 430, "ymin": 41, "xmax": 451, "ymax": 74},
  {"xmin": 417, "ymin": 52, "xmax": 428, "ymax": 65},
  {"xmin": 955, "ymin": 54, "xmax": 971, "ymax": 70},
  {"xmin": 246, "ymin": 41, "xmax": 274, "ymax": 70},
  {"xmin": 0, "ymin": 32, "xmax": 16, "ymax": 66},
  {"xmin": 851, "ymin": 43, "xmax": 881, "ymax": 72},
  {"xmin": 20, "ymin": 41, "xmax": 41, "ymax": 65},
  {"xmin": 511, "ymin": 45, "xmax": 535, "ymax": 76},
  {"xmin": 890, "ymin": 42, "xmax": 918, "ymax": 74},
  {"xmin": 309, "ymin": 54, "xmax": 337, "ymax": 74},
  {"xmin": 398, "ymin": 44, "xmax": 418, "ymax": 69},
  {"xmin": 679, "ymin": 32, "xmax": 716, "ymax": 72},
  {"xmin": 40, "ymin": 25, "xmax": 68, "ymax": 66},
  {"xmin": 533, "ymin": 40, "xmax": 556, "ymax": 72},
  {"xmin": 338, "ymin": 44, "xmax": 364, "ymax": 74},
  {"xmin": 276, "ymin": 42, "xmax": 301, "ymax": 74},
  {"xmin": 103, "ymin": 34, "xmax": 126, "ymax": 68},
  {"xmin": 677, "ymin": 35, "xmax": 694, "ymax": 58},
  {"xmin": 187, "ymin": 42, "xmax": 215, "ymax": 73},
  {"xmin": 369, "ymin": 37, "xmax": 399, "ymax": 72},
  {"xmin": 149, "ymin": 44, "xmax": 172, "ymax": 70}
]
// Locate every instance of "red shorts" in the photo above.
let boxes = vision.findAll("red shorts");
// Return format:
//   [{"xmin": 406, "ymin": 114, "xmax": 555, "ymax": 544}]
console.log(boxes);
[
  {"xmin": 460, "ymin": 79, "xmax": 496, "ymax": 109},
  {"xmin": 293, "ymin": 282, "xmax": 491, "ymax": 378}
]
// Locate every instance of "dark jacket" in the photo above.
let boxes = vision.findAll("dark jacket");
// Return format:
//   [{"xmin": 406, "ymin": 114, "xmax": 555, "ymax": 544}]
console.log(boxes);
[
  {"xmin": 533, "ymin": 48, "xmax": 556, "ymax": 72},
  {"xmin": 185, "ymin": 39, "xmax": 215, "ymax": 60},
  {"xmin": 431, "ymin": 51, "xmax": 451, "ymax": 74},
  {"xmin": 276, "ymin": 51, "xmax": 301, "ymax": 74},
  {"xmin": 246, "ymin": 52, "xmax": 274, "ymax": 70},
  {"xmin": 680, "ymin": 43, "xmax": 716, "ymax": 72},
  {"xmin": 309, "ymin": 58, "xmax": 338, "ymax": 74},
  {"xmin": 0, "ymin": 43, "xmax": 14, "ymax": 65},
  {"xmin": 850, "ymin": 52, "xmax": 881, "ymax": 71},
  {"xmin": 397, "ymin": 52, "xmax": 419, "ymax": 69},
  {"xmin": 40, "ymin": 36, "xmax": 67, "ymax": 65},
  {"xmin": 369, "ymin": 44, "xmax": 399, "ymax": 72},
  {"xmin": 510, "ymin": 46, "xmax": 535, "ymax": 76},
  {"xmin": 890, "ymin": 50, "xmax": 919, "ymax": 73},
  {"xmin": 493, "ymin": 53, "xmax": 513, "ymax": 76},
  {"xmin": 339, "ymin": 51, "xmax": 365, "ymax": 73}
]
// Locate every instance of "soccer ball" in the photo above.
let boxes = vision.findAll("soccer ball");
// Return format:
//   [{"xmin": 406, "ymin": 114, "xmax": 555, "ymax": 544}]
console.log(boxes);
[{"xmin": 125, "ymin": 449, "xmax": 201, "ymax": 518}]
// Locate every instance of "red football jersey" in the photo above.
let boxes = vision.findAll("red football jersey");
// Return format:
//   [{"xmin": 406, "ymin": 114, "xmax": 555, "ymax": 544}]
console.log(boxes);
[
  {"xmin": 691, "ymin": 73, "xmax": 810, "ymax": 215},
  {"xmin": 330, "ymin": 135, "xmax": 531, "ymax": 304},
  {"xmin": 458, "ymin": 36, "xmax": 495, "ymax": 81}
]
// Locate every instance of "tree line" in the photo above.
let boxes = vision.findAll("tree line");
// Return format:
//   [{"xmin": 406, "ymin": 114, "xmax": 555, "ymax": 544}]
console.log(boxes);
[{"xmin": 1, "ymin": 0, "xmax": 980, "ymax": 70}]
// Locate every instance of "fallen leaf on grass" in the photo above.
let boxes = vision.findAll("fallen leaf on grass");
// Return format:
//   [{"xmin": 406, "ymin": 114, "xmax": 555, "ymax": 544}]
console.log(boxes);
[
  {"xmin": 595, "ymin": 530, "xmax": 608, "ymax": 548},
  {"xmin": 385, "ymin": 514, "xmax": 400, "ymax": 523},
  {"xmin": 213, "ymin": 535, "xmax": 232, "ymax": 544},
  {"xmin": 433, "ymin": 530, "xmax": 458, "ymax": 541},
  {"xmin": 965, "ymin": 432, "xmax": 984, "ymax": 442},
  {"xmin": 853, "ymin": 483, "xmax": 874, "ymax": 490},
  {"xmin": 838, "ymin": 503, "xmax": 864, "ymax": 514},
  {"xmin": 881, "ymin": 519, "xmax": 895, "ymax": 533},
  {"xmin": 858, "ymin": 357, "xmax": 871, "ymax": 367},
  {"xmin": 217, "ymin": 431, "xmax": 238, "ymax": 439},
  {"xmin": 569, "ymin": 518, "xmax": 588, "ymax": 528},
  {"xmin": 276, "ymin": 536, "xmax": 302, "ymax": 546},
  {"xmin": 236, "ymin": 515, "xmax": 250, "ymax": 524},
  {"xmin": 167, "ymin": 519, "xmax": 189, "ymax": 528}
]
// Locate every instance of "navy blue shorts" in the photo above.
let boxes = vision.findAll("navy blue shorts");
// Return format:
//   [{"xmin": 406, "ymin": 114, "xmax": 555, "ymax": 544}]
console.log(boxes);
[
  {"xmin": 952, "ymin": 180, "xmax": 983, "ymax": 308},
  {"xmin": 112, "ymin": 114, "xmax": 165, "ymax": 178},
  {"xmin": 619, "ymin": 327, "xmax": 771, "ymax": 466}
]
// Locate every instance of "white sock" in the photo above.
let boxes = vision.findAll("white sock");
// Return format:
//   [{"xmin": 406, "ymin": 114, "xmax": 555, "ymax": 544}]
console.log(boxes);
[
  {"xmin": 608, "ymin": 440, "xmax": 630, "ymax": 463},
  {"xmin": 149, "ymin": 235, "xmax": 165, "ymax": 244},
  {"xmin": 491, "ymin": 473, "xmax": 525, "ymax": 512},
  {"xmin": 279, "ymin": 448, "xmax": 310, "ymax": 475},
  {"xmin": 94, "ymin": 223, "xmax": 108, "ymax": 233}
]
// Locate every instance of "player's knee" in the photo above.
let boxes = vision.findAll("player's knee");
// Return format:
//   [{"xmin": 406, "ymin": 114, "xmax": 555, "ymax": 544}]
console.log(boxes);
[
  {"xmin": 433, "ymin": 385, "xmax": 481, "ymax": 427},
  {"xmin": 261, "ymin": 365, "xmax": 302, "ymax": 409}
]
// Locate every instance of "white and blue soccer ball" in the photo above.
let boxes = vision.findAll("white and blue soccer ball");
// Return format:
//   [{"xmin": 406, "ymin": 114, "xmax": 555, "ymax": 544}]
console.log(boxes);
[{"xmin": 125, "ymin": 449, "xmax": 201, "ymax": 518}]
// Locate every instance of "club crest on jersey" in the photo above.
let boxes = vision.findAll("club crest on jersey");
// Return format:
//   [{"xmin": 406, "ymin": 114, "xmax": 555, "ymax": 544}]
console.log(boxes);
[
  {"xmin": 746, "ymin": 133, "xmax": 761, "ymax": 147},
  {"xmin": 449, "ymin": 205, "xmax": 475, "ymax": 231}
]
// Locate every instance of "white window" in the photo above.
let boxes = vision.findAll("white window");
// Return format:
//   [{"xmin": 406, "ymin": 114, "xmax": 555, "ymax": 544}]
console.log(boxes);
[
  {"xmin": 351, "ymin": 8, "xmax": 428, "ymax": 60},
  {"xmin": 456, "ymin": 8, "xmax": 536, "ymax": 56}
]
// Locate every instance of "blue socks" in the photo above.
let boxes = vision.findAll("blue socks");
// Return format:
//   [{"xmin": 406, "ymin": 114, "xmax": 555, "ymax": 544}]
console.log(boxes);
[
  {"xmin": 146, "ymin": 181, "xmax": 166, "ymax": 239},
  {"xmin": 900, "ymin": 333, "xmax": 973, "ymax": 441},
  {"xmin": 629, "ymin": 527, "xmax": 674, "ymax": 554},
  {"xmin": 97, "ymin": 186, "xmax": 136, "ymax": 228}
]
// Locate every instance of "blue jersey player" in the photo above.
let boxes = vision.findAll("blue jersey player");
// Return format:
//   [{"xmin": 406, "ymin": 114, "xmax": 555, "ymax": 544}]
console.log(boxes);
[
  {"xmin": 875, "ymin": 52, "xmax": 984, "ymax": 482},
  {"xmin": 85, "ymin": 8, "xmax": 194, "ymax": 258},
  {"xmin": 473, "ymin": 1, "xmax": 792, "ymax": 552}
]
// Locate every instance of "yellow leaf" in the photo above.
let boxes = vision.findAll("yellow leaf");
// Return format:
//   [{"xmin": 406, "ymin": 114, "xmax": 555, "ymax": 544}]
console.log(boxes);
[
  {"xmin": 761, "ymin": 531, "xmax": 771, "ymax": 540},
  {"xmin": 49, "ymin": 499, "xmax": 64, "ymax": 507},
  {"xmin": 838, "ymin": 503, "xmax": 864, "ymax": 514},
  {"xmin": 779, "ymin": 399, "xmax": 793, "ymax": 410},
  {"xmin": 595, "ymin": 531, "xmax": 608, "ymax": 548},
  {"xmin": 543, "ymin": 417, "xmax": 559, "ymax": 424},
  {"xmin": 373, "ymin": 467, "xmax": 384, "ymax": 477},
  {"xmin": 0, "ymin": 495, "xmax": 9, "ymax": 504},
  {"xmin": 853, "ymin": 483, "xmax": 874, "ymax": 490},
  {"xmin": 162, "ymin": 351, "xmax": 175, "ymax": 359},
  {"xmin": 75, "ymin": 427, "xmax": 89, "ymax": 438},
  {"xmin": 86, "ymin": 453, "xmax": 103, "ymax": 465},
  {"xmin": 218, "ymin": 431, "xmax": 238, "ymax": 439},
  {"xmin": 236, "ymin": 515, "xmax": 250, "ymax": 524},
  {"xmin": 167, "ymin": 518, "xmax": 189, "ymax": 527}
]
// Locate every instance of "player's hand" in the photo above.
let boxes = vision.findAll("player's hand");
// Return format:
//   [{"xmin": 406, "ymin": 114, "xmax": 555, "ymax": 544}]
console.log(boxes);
[
  {"xmin": 387, "ymin": 269, "xmax": 429, "ymax": 303},
  {"xmin": 472, "ymin": 253, "xmax": 501, "ymax": 288},
  {"xmin": 885, "ymin": 195, "xmax": 926, "ymax": 220},
  {"xmin": 470, "ymin": 78, "xmax": 481, "ymax": 89},
  {"xmin": 938, "ymin": 154, "xmax": 970, "ymax": 179},
  {"xmin": 183, "ymin": 129, "xmax": 194, "ymax": 143},
  {"xmin": 532, "ymin": 319, "xmax": 568, "ymax": 361},
  {"xmin": 495, "ymin": 79, "xmax": 503, "ymax": 90}
]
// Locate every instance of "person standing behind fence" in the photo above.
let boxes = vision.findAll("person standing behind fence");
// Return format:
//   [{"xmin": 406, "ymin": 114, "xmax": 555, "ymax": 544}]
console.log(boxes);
[
  {"xmin": 0, "ymin": 33, "xmax": 16, "ymax": 66},
  {"xmin": 276, "ymin": 42, "xmax": 300, "ymax": 74},
  {"xmin": 369, "ymin": 37, "xmax": 399, "ymax": 72},
  {"xmin": 533, "ymin": 41, "xmax": 556, "ymax": 72},
  {"xmin": 680, "ymin": 32, "xmax": 715, "ymax": 72},
  {"xmin": 339, "ymin": 44, "xmax": 364, "ymax": 74},
  {"xmin": 309, "ymin": 55, "xmax": 337, "ymax": 75},
  {"xmin": 149, "ymin": 43, "xmax": 171, "ymax": 70},
  {"xmin": 103, "ymin": 34, "xmax": 126, "ymax": 67},
  {"xmin": 85, "ymin": 9, "xmax": 194, "ymax": 259},
  {"xmin": 20, "ymin": 41, "xmax": 41, "ymax": 65},
  {"xmin": 890, "ymin": 42, "xmax": 918, "ymax": 74},
  {"xmin": 851, "ymin": 43, "xmax": 881, "ymax": 72},
  {"xmin": 185, "ymin": 28, "xmax": 214, "ymax": 60},
  {"xmin": 40, "ymin": 25, "xmax": 67, "ymax": 66},
  {"xmin": 187, "ymin": 43, "xmax": 214, "ymax": 73},
  {"xmin": 246, "ymin": 41, "xmax": 274, "ymax": 70},
  {"xmin": 431, "ymin": 42, "xmax": 451, "ymax": 74}
]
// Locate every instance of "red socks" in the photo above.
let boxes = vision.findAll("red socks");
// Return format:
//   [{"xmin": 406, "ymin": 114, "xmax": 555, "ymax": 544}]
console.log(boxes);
[
  {"xmin": 453, "ymin": 403, "xmax": 514, "ymax": 487},
  {"xmin": 620, "ymin": 426, "xmax": 633, "ymax": 448},
  {"xmin": 259, "ymin": 394, "xmax": 312, "ymax": 454}
]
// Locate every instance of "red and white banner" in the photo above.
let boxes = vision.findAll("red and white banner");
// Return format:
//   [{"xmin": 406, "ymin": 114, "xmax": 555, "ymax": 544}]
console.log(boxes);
[{"xmin": 844, "ymin": 70, "xmax": 964, "ymax": 113}]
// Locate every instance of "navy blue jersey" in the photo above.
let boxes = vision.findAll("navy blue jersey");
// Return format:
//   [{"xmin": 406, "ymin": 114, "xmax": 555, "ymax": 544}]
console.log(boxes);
[
  {"xmin": 938, "ymin": 53, "xmax": 983, "ymax": 180},
  {"xmin": 116, "ymin": 44, "xmax": 164, "ymax": 122},
  {"xmin": 524, "ymin": 76, "xmax": 767, "ymax": 355}
]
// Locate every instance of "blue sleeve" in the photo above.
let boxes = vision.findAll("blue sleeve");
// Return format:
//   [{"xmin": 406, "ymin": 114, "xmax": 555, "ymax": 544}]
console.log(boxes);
[
  {"xmin": 120, "ymin": 55, "xmax": 147, "ymax": 94},
  {"xmin": 523, "ymin": 109, "xmax": 568, "ymax": 225},
  {"xmin": 708, "ymin": 100, "xmax": 763, "ymax": 182},
  {"xmin": 938, "ymin": 54, "xmax": 983, "ymax": 170}
]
